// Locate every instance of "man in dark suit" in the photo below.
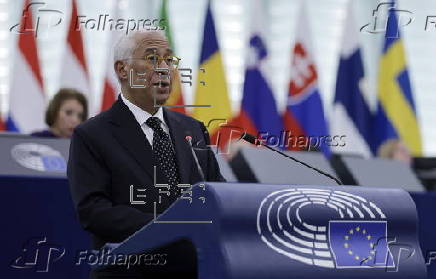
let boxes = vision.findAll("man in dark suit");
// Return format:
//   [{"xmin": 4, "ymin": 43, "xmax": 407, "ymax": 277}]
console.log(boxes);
[{"xmin": 67, "ymin": 30, "xmax": 224, "ymax": 278}]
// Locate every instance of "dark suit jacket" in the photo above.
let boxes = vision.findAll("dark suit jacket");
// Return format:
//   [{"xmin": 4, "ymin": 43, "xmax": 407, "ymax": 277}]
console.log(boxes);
[{"xmin": 67, "ymin": 97, "xmax": 225, "ymax": 249}]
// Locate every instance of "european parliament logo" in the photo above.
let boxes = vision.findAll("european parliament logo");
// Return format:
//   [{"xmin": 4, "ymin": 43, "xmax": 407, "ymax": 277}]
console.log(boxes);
[
  {"xmin": 257, "ymin": 188, "xmax": 394, "ymax": 269},
  {"xmin": 11, "ymin": 143, "xmax": 66, "ymax": 172}
]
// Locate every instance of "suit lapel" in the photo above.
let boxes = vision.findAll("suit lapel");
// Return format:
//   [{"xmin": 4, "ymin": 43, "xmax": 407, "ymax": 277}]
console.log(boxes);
[
  {"xmin": 108, "ymin": 98, "xmax": 155, "ymax": 180},
  {"xmin": 164, "ymin": 109, "xmax": 193, "ymax": 184}
]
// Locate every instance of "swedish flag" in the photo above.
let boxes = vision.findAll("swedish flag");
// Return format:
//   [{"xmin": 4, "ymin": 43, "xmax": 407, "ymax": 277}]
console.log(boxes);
[
  {"xmin": 373, "ymin": 1, "xmax": 422, "ymax": 156},
  {"xmin": 192, "ymin": 1, "xmax": 232, "ymax": 135}
]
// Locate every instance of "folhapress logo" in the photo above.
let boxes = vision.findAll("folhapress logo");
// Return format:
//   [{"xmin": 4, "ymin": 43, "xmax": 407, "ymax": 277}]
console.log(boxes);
[
  {"xmin": 10, "ymin": 237, "xmax": 65, "ymax": 272},
  {"xmin": 9, "ymin": 2, "xmax": 63, "ymax": 38},
  {"xmin": 11, "ymin": 143, "xmax": 66, "ymax": 172},
  {"xmin": 360, "ymin": 2, "xmax": 413, "ymax": 38}
]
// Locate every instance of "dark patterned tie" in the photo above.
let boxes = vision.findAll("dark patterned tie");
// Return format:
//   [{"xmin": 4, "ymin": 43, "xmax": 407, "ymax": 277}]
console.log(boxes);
[{"xmin": 146, "ymin": 117, "xmax": 180, "ymax": 197}]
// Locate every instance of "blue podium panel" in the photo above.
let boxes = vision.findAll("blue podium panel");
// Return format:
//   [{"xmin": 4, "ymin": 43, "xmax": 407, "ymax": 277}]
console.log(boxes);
[
  {"xmin": 410, "ymin": 192, "xmax": 436, "ymax": 278},
  {"xmin": 0, "ymin": 176, "xmax": 90, "ymax": 279},
  {"xmin": 106, "ymin": 183, "xmax": 426, "ymax": 279}
]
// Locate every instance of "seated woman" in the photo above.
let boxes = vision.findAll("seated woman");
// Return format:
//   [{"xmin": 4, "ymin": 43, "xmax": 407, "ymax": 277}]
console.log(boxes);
[
  {"xmin": 377, "ymin": 138, "xmax": 412, "ymax": 165},
  {"xmin": 31, "ymin": 88, "xmax": 88, "ymax": 138}
]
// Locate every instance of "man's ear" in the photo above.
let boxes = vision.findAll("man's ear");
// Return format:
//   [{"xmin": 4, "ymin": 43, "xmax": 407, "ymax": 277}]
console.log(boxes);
[{"xmin": 114, "ymin": 61, "xmax": 128, "ymax": 81}]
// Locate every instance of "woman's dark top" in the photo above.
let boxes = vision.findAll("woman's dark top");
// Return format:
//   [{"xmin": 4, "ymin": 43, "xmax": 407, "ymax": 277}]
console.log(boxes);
[{"xmin": 30, "ymin": 129, "xmax": 58, "ymax": 138}]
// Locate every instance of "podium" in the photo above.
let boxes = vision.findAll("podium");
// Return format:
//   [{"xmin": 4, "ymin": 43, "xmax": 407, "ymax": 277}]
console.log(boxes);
[{"xmin": 98, "ymin": 183, "xmax": 427, "ymax": 278}]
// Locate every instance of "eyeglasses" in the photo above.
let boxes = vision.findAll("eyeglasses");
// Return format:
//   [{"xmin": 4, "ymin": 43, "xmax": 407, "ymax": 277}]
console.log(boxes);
[{"xmin": 144, "ymin": 54, "xmax": 181, "ymax": 68}]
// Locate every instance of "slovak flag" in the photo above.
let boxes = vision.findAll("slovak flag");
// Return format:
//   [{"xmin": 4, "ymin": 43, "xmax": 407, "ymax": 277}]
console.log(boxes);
[
  {"xmin": 8, "ymin": 0, "xmax": 46, "ymax": 133},
  {"xmin": 283, "ymin": 2, "xmax": 331, "ymax": 156}
]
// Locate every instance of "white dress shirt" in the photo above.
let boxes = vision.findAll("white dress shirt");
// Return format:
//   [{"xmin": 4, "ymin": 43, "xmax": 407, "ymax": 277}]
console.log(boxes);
[{"xmin": 120, "ymin": 93, "xmax": 170, "ymax": 147}]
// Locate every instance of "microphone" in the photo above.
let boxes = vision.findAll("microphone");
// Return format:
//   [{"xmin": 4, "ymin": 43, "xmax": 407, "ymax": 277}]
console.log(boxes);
[
  {"xmin": 239, "ymin": 132, "xmax": 342, "ymax": 185},
  {"xmin": 185, "ymin": 135, "xmax": 206, "ymax": 181}
]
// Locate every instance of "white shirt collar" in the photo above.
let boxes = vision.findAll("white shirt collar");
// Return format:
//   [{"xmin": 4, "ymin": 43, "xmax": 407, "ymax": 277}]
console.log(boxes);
[{"xmin": 120, "ymin": 93, "xmax": 166, "ymax": 128}]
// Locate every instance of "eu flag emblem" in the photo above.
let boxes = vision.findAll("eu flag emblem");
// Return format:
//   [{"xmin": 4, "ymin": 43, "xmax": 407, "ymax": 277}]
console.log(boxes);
[
  {"xmin": 329, "ymin": 221, "xmax": 394, "ymax": 268},
  {"xmin": 42, "ymin": 156, "xmax": 67, "ymax": 172}
]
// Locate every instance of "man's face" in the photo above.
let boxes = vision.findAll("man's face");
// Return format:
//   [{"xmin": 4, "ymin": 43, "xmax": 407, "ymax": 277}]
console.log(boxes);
[{"xmin": 126, "ymin": 32, "xmax": 174, "ymax": 106}]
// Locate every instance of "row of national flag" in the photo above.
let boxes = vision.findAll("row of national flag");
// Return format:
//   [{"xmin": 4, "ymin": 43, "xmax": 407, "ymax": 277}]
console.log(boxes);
[
  {"xmin": 1, "ymin": 0, "xmax": 422, "ymax": 158},
  {"xmin": 193, "ymin": 0, "xmax": 422, "ymax": 158}
]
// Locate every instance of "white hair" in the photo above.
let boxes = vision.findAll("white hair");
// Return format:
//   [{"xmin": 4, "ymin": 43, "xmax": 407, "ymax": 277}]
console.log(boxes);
[{"xmin": 113, "ymin": 30, "xmax": 167, "ymax": 64}]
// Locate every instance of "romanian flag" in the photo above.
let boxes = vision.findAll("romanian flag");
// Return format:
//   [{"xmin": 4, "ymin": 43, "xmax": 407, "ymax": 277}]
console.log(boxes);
[
  {"xmin": 192, "ymin": 1, "xmax": 232, "ymax": 137},
  {"xmin": 160, "ymin": 0, "xmax": 186, "ymax": 114},
  {"xmin": 373, "ymin": 1, "xmax": 422, "ymax": 156}
]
